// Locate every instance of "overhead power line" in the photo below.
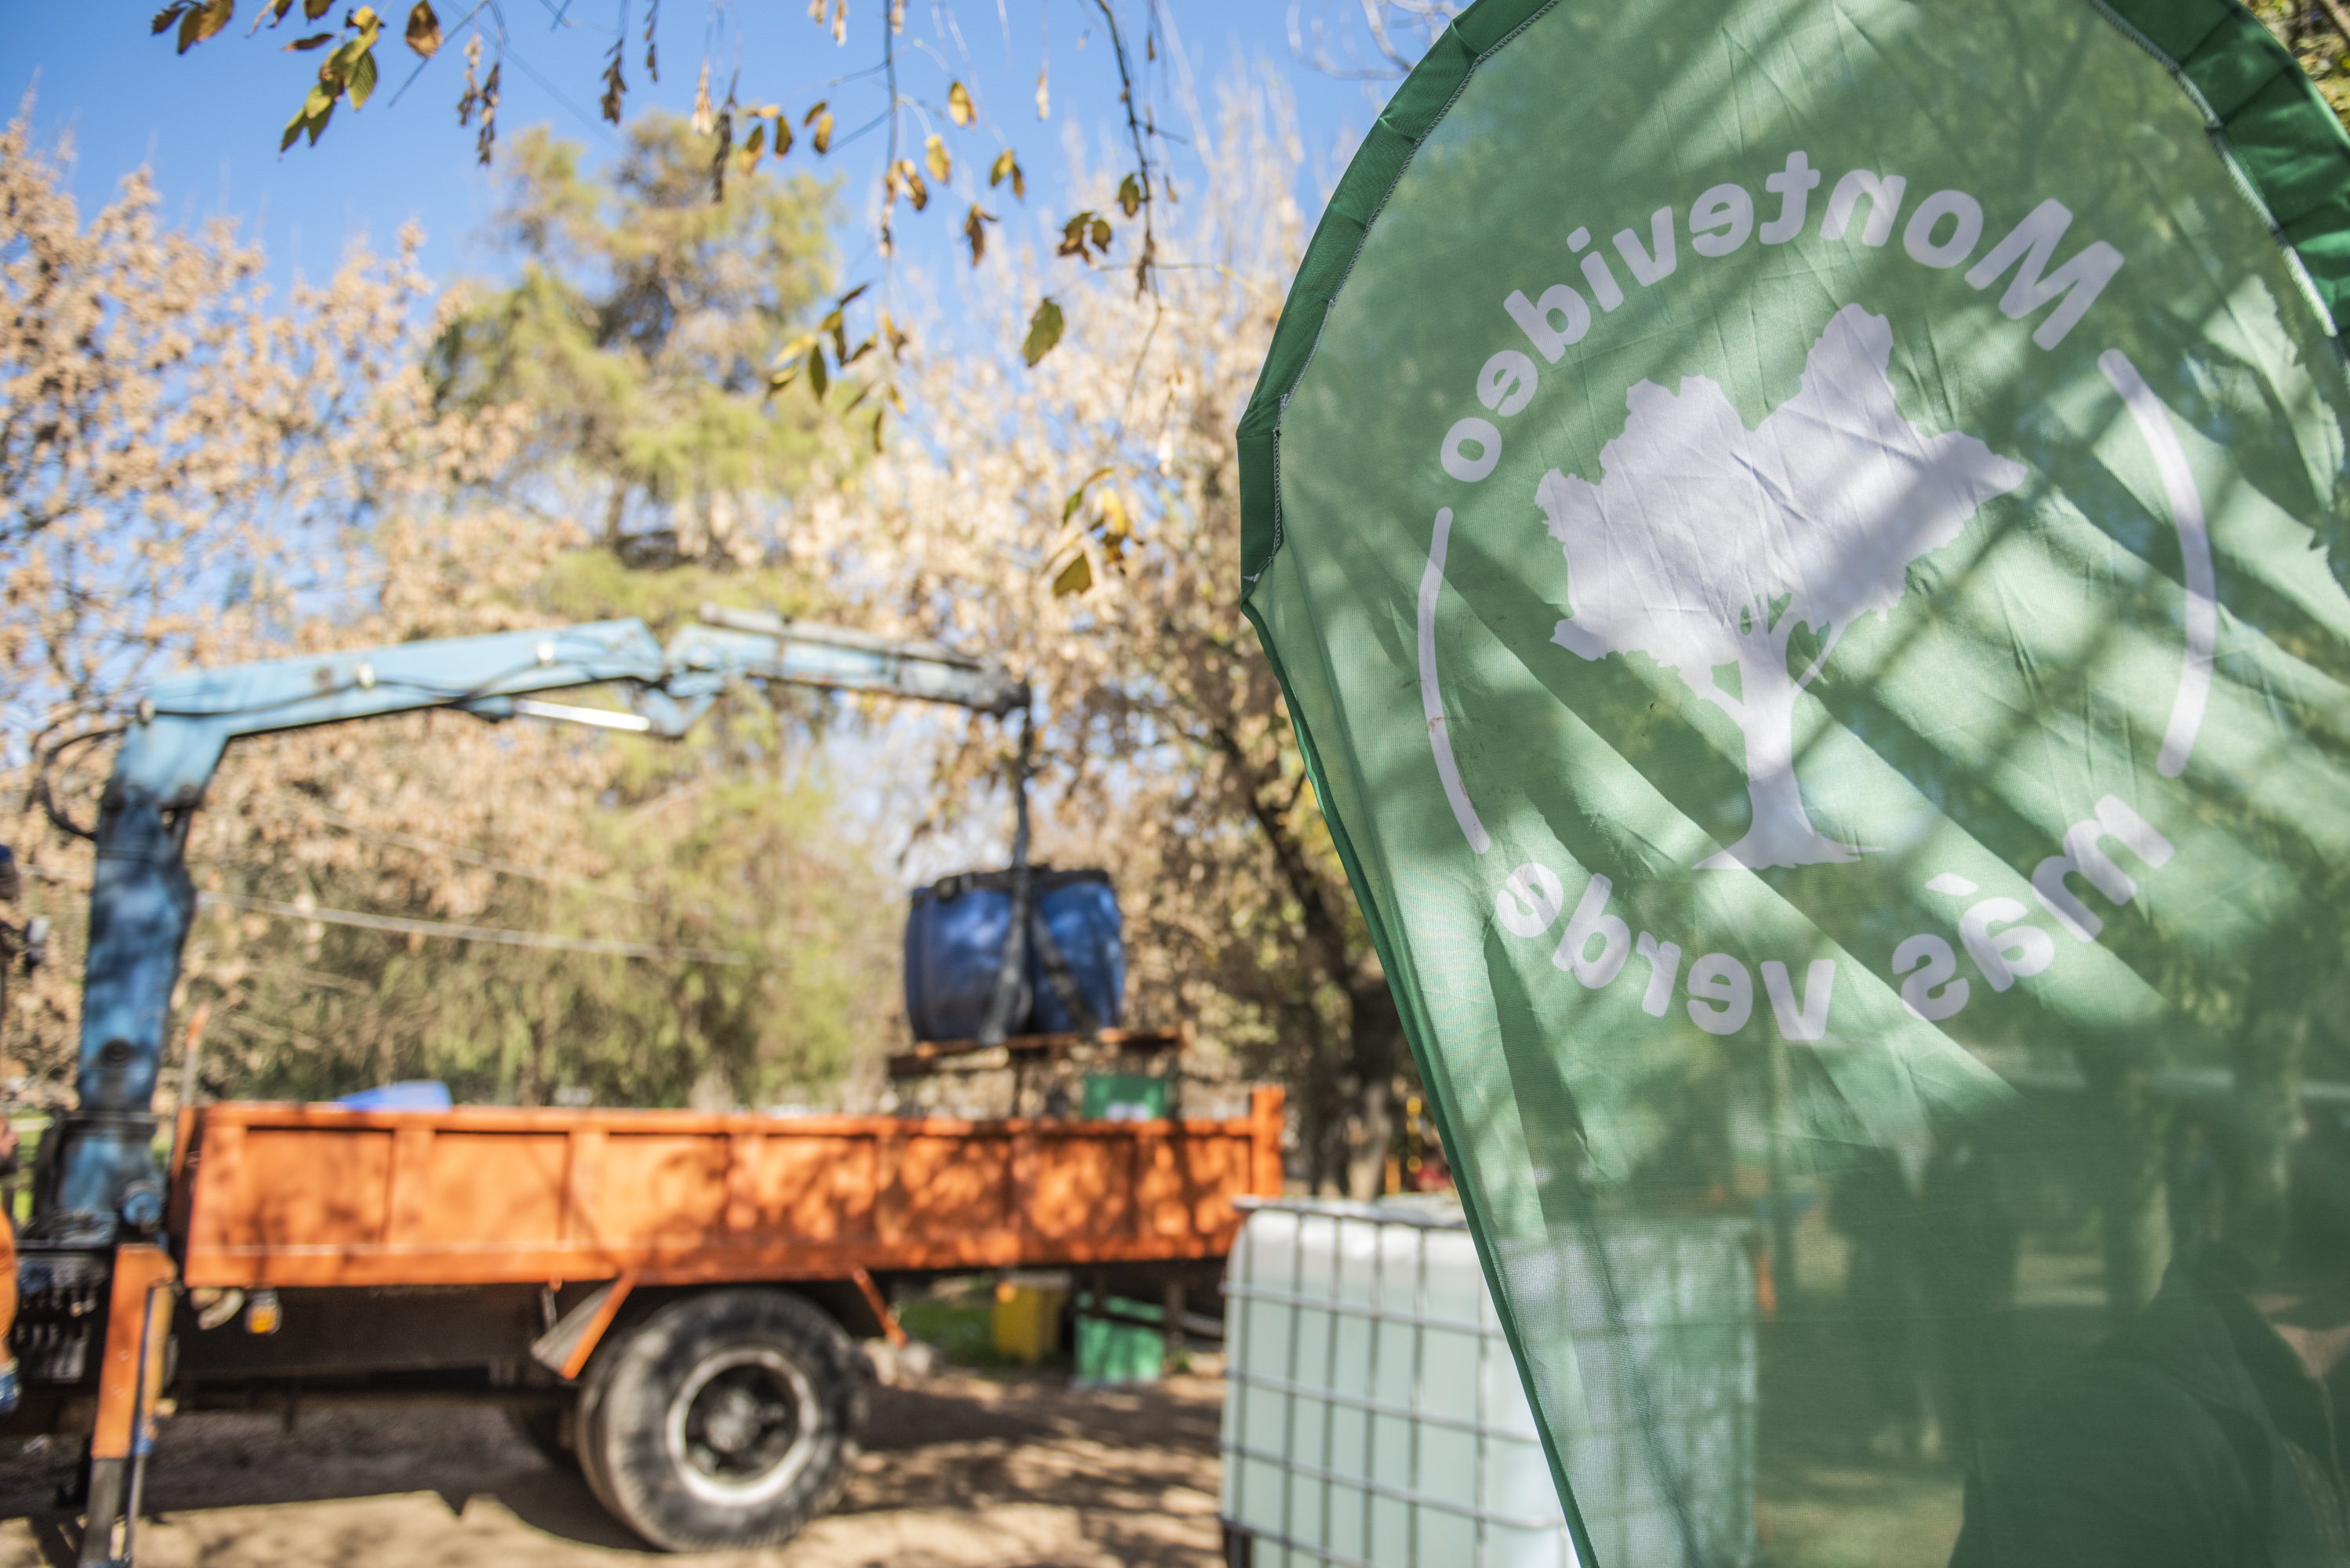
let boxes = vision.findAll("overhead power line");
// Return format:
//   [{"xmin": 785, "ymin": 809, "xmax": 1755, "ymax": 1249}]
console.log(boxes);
[{"xmin": 199, "ymin": 891, "xmax": 754, "ymax": 966}]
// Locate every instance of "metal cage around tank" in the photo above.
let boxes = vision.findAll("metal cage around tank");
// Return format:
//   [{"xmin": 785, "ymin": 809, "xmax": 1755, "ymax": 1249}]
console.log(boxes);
[{"xmin": 1217, "ymin": 1197, "xmax": 1758, "ymax": 1568}]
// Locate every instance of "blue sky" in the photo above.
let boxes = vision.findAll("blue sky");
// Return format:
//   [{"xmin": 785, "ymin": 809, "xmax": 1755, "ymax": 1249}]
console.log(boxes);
[{"xmin": 15, "ymin": 4, "xmax": 1408, "ymax": 299}]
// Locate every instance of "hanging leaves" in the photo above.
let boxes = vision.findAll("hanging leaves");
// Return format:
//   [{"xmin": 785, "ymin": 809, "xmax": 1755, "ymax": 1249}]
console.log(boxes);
[
  {"xmin": 924, "ymin": 133, "xmax": 950, "ymax": 183},
  {"xmin": 455, "ymin": 37, "xmax": 501, "ymax": 165},
  {"xmin": 766, "ymin": 285, "xmax": 870, "ymax": 405},
  {"xmin": 1022, "ymin": 297, "xmax": 1064, "ymax": 368},
  {"xmin": 1056, "ymin": 211, "xmax": 1113, "ymax": 263},
  {"xmin": 963, "ymin": 205, "xmax": 996, "ymax": 267},
  {"xmin": 947, "ymin": 80, "xmax": 975, "ymax": 127},
  {"xmin": 805, "ymin": 101, "xmax": 834, "ymax": 154},
  {"xmin": 278, "ymin": 5, "xmax": 385, "ymax": 151},
  {"xmin": 990, "ymin": 149, "xmax": 1026, "ymax": 201},
  {"xmin": 599, "ymin": 34, "xmax": 627, "ymax": 122},
  {"xmin": 886, "ymin": 159, "xmax": 929, "ymax": 212},
  {"xmin": 152, "ymin": 0, "xmax": 235, "ymax": 54}
]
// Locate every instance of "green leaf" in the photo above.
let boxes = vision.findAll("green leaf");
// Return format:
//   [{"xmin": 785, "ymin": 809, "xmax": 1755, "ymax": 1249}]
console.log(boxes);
[
  {"xmin": 836, "ymin": 282, "xmax": 871, "ymax": 309},
  {"xmin": 842, "ymin": 334, "xmax": 876, "ymax": 366},
  {"xmin": 1062, "ymin": 466, "xmax": 1114, "ymax": 521},
  {"xmin": 871, "ymin": 408, "xmax": 887, "ymax": 452},
  {"xmin": 989, "ymin": 147, "xmax": 1026, "ymax": 200},
  {"xmin": 346, "ymin": 45, "xmax": 378, "ymax": 109},
  {"xmin": 283, "ymin": 31, "xmax": 333, "ymax": 49},
  {"xmin": 805, "ymin": 344, "xmax": 829, "ymax": 401},
  {"xmin": 1051, "ymin": 550, "xmax": 1093, "ymax": 597},
  {"xmin": 303, "ymin": 0, "xmax": 331, "ymax": 16},
  {"xmin": 177, "ymin": 0, "xmax": 234, "ymax": 53},
  {"xmin": 1022, "ymin": 297, "xmax": 1064, "ymax": 367},
  {"xmin": 947, "ymin": 80, "xmax": 975, "ymax": 127},
  {"xmin": 811, "ymin": 111, "xmax": 834, "ymax": 154},
  {"xmin": 1089, "ymin": 215, "xmax": 1112, "ymax": 250},
  {"xmin": 151, "ymin": 4, "xmax": 191, "ymax": 39},
  {"xmin": 1117, "ymin": 172, "xmax": 1142, "ymax": 219}
]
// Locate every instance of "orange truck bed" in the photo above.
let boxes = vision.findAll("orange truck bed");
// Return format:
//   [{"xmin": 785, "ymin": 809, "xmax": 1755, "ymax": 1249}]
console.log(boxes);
[{"xmin": 169, "ymin": 1087, "xmax": 1286, "ymax": 1290}]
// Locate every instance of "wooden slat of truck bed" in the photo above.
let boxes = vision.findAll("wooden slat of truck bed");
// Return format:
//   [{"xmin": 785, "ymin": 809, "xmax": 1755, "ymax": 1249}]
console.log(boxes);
[{"xmin": 176, "ymin": 1088, "xmax": 1285, "ymax": 1289}]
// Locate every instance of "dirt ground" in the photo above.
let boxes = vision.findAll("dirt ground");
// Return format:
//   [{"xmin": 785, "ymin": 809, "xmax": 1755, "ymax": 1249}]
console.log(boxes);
[{"xmin": 0, "ymin": 1370, "xmax": 1228, "ymax": 1568}]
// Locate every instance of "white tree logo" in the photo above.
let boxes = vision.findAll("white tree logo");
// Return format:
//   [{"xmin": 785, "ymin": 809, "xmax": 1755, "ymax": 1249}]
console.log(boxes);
[{"xmin": 1538, "ymin": 304, "xmax": 2025, "ymax": 869}]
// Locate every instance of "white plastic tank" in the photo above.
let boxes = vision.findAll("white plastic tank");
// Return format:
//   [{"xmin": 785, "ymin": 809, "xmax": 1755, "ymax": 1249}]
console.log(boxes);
[{"xmin": 1219, "ymin": 1197, "xmax": 1756, "ymax": 1568}]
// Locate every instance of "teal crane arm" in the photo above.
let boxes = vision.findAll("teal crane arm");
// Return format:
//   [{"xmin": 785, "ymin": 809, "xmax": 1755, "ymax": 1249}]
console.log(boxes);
[{"xmin": 43, "ymin": 610, "xmax": 1024, "ymax": 1240}]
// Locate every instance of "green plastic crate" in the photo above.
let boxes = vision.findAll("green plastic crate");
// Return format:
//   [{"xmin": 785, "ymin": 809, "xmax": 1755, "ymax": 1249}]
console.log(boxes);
[
  {"xmin": 1075, "ymin": 1294, "xmax": 1164, "ymax": 1385},
  {"xmin": 1080, "ymin": 1073, "xmax": 1168, "ymax": 1122}
]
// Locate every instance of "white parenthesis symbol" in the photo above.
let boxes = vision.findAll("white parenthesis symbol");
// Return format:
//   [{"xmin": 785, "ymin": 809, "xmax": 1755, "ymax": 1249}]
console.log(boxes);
[
  {"xmin": 2099, "ymin": 349, "xmax": 2214, "ymax": 779},
  {"xmin": 1418, "ymin": 507, "xmax": 1491, "ymax": 854}
]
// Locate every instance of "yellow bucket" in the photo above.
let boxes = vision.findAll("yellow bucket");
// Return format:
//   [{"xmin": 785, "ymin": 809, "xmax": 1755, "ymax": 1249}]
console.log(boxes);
[{"xmin": 991, "ymin": 1275, "xmax": 1069, "ymax": 1364}]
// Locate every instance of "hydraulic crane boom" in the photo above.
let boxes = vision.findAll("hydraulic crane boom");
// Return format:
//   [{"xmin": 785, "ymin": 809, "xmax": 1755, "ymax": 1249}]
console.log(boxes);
[{"xmin": 40, "ymin": 608, "xmax": 1026, "ymax": 1243}]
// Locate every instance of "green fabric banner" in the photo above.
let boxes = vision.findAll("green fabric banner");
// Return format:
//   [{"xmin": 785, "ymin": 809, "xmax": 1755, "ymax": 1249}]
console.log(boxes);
[{"xmin": 1239, "ymin": 1, "xmax": 2350, "ymax": 1563}]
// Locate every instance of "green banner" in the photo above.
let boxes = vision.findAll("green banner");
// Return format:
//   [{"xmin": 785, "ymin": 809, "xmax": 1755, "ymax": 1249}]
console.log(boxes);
[{"xmin": 1239, "ymin": 0, "xmax": 2350, "ymax": 1563}]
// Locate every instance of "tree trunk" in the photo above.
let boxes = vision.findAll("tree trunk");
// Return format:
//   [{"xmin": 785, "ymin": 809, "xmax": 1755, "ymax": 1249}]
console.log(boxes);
[
  {"xmin": 1701, "ymin": 639, "xmax": 1861, "ymax": 870},
  {"xmin": 2225, "ymin": 1019, "xmax": 2305, "ymax": 1269},
  {"xmin": 2081, "ymin": 1053, "xmax": 2170, "ymax": 1319},
  {"xmin": 1342, "ymin": 978, "xmax": 1402, "ymax": 1200}
]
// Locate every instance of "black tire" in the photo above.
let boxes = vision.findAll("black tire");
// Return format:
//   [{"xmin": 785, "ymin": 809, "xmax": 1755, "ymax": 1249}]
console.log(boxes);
[
  {"xmin": 576, "ymin": 1288, "xmax": 865, "ymax": 1552},
  {"xmin": 505, "ymin": 1403, "xmax": 579, "ymax": 1473}
]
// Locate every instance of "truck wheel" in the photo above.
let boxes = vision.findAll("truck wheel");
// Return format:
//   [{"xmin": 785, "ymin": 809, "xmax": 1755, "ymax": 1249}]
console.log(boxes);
[{"xmin": 577, "ymin": 1288, "xmax": 865, "ymax": 1552}]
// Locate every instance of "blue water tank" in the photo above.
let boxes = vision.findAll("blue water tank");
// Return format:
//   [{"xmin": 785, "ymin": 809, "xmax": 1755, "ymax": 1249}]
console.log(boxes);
[{"xmin": 904, "ymin": 867, "xmax": 1124, "ymax": 1042}]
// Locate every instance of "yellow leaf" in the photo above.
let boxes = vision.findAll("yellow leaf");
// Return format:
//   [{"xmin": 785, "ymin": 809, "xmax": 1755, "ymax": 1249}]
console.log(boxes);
[
  {"xmin": 947, "ymin": 81, "xmax": 975, "ymax": 127},
  {"xmin": 811, "ymin": 111, "xmax": 834, "ymax": 154},
  {"xmin": 924, "ymin": 132, "xmax": 950, "ymax": 183},
  {"xmin": 1052, "ymin": 550, "xmax": 1093, "ymax": 597}
]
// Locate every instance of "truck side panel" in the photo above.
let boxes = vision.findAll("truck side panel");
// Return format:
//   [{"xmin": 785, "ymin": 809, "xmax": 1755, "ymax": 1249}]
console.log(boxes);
[{"xmin": 177, "ymin": 1088, "xmax": 1284, "ymax": 1289}]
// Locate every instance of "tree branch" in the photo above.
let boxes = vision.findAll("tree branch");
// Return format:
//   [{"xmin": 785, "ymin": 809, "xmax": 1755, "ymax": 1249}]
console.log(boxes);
[
  {"xmin": 1792, "ymin": 619, "xmax": 1845, "ymax": 692},
  {"xmin": 1210, "ymin": 721, "xmax": 1355, "ymax": 989}
]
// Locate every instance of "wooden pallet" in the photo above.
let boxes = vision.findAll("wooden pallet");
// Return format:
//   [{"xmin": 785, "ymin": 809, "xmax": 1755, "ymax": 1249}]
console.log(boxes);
[{"xmin": 887, "ymin": 1022, "xmax": 1194, "ymax": 1080}]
